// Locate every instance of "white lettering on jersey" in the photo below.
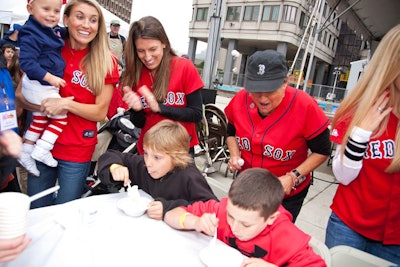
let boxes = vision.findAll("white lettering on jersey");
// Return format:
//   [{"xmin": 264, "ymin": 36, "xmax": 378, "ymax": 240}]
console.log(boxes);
[
  {"xmin": 71, "ymin": 70, "xmax": 91, "ymax": 92},
  {"xmin": 165, "ymin": 92, "xmax": 185, "ymax": 105}
]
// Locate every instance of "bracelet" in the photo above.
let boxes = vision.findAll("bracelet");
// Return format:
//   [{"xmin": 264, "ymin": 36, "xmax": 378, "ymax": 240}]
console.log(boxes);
[
  {"xmin": 179, "ymin": 212, "xmax": 191, "ymax": 229},
  {"xmin": 109, "ymin": 164, "xmax": 122, "ymax": 172}
]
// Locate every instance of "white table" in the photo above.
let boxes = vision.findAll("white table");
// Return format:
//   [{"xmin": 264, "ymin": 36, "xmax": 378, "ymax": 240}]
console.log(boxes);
[{"xmin": 0, "ymin": 192, "xmax": 213, "ymax": 267}]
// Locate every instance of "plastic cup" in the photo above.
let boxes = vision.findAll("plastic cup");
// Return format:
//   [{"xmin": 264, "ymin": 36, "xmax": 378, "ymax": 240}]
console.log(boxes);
[{"xmin": 0, "ymin": 192, "xmax": 30, "ymax": 239}]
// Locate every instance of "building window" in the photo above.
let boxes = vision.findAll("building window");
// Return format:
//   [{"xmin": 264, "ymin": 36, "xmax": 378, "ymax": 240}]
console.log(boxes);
[
  {"xmin": 282, "ymin": 5, "xmax": 297, "ymax": 23},
  {"xmin": 243, "ymin": 5, "xmax": 260, "ymax": 21},
  {"xmin": 298, "ymin": 11, "xmax": 308, "ymax": 28},
  {"xmin": 226, "ymin": 6, "xmax": 241, "ymax": 21},
  {"xmin": 262, "ymin": 5, "xmax": 279, "ymax": 21},
  {"xmin": 196, "ymin": 7, "xmax": 209, "ymax": 21}
]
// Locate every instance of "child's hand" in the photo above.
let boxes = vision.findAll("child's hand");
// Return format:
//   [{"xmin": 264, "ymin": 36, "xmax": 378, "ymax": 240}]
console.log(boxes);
[
  {"xmin": 196, "ymin": 213, "xmax": 219, "ymax": 236},
  {"xmin": 109, "ymin": 164, "xmax": 131, "ymax": 185},
  {"xmin": 147, "ymin": 201, "xmax": 163, "ymax": 220},
  {"xmin": 43, "ymin": 73, "xmax": 66, "ymax": 88},
  {"xmin": 241, "ymin": 258, "xmax": 277, "ymax": 267},
  {"xmin": 138, "ymin": 86, "xmax": 160, "ymax": 113},
  {"xmin": 122, "ymin": 86, "xmax": 143, "ymax": 111}
]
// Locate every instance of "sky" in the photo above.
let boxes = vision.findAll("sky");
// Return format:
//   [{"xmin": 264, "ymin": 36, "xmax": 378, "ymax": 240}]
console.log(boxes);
[{"xmin": 130, "ymin": 0, "xmax": 206, "ymax": 55}]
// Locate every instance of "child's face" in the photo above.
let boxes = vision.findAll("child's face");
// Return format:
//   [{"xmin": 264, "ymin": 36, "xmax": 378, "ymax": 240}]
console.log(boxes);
[
  {"xmin": 143, "ymin": 146, "xmax": 174, "ymax": 179},
  {"xmin": 27, "ymin": 0, "xmax": 62, "ymax": 29},
  {"xmin": 3, "ymin": 48, "xmax": 15, "ymax": 62},
  {"xmin": 226, "ymin": 199, "xmax": 275, "ymax": 241}
]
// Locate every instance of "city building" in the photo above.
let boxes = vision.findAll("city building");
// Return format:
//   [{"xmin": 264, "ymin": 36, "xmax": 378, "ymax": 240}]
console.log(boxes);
[
  {"xmin": 187, "ymin": 0, "xmax": 398, "ymax": 100},
  {"xmin": 96, "ymin": 0, "xmax": 132, "ymax": 24}
]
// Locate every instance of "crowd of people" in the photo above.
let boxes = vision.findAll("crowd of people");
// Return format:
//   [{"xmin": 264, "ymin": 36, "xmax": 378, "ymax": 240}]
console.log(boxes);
[{"xmin": 0, "ymin": 1, "xmax": 399, "ymax": 265}]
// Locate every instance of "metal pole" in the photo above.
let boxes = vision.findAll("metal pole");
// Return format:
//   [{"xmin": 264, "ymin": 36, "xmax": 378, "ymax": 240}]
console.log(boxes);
[
  {"xmin": 303, "ymin": 0, "xmax": 325, "ymax": 91},
  {"xmin": 202, "ymin": 0, "xmax": 223, "ymax": 89}
]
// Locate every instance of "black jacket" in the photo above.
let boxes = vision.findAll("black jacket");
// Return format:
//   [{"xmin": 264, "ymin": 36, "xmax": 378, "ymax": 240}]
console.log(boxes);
[{"xmin": 98, "ymin": 150, "xmax": 218, "ymax": 217}]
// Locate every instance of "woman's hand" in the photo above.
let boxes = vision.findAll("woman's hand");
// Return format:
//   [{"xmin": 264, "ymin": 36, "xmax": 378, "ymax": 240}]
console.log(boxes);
[
  {"xmin": 147, "ymin": 201, "xmax": 163, "ymax": 220},
  {"xmin": 0, "ymin": 234, "xmax": 31, "ymax": 263},
  {"xmin": 122, "ymin": 86, "xmax": 143, "ymax": 111},
  {"xmin": 138, "ymin": 86, "xmax": 160, "ymax": 113},
  {"xmin": 0, "ymin": 130, "xmax": 22, "ymax": 158},
  {"xmin": 227, "ymin": 156, "xmax": 243, "ymax": 173},
  {"xmin": 358, "ymin": 90, "xmax": 393, "ymax": 132},
  {"xmin": 278, "ymin": 173, "xmax": 295, "ymax": 195},
  {"xmin": 41, "ymin": 97, "xmax": 73, "ymax": 117}
]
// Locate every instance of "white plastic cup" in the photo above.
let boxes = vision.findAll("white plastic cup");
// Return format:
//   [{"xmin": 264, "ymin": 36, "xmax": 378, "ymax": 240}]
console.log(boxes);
[{"xmin": 0, "ymin": 192, "xmax": 30, "ymax": 239}]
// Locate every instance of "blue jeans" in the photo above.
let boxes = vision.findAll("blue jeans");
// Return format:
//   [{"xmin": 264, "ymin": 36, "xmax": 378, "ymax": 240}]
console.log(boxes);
[
  {"xmin": 27, "ymin": 159, "xmax": 90, "ymax": 209},
  {"xmin": 325, "ymin": 212, "xmax": 400, "ymax": 264}
]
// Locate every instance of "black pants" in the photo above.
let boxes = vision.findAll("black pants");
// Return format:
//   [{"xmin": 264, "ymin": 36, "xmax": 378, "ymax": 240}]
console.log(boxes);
[{"xmin": 282, "ymin": 183, "xmax": 310, "ymax": 222}]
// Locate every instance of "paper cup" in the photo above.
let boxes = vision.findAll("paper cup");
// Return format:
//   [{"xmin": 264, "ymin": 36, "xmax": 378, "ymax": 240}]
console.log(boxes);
[{"xmin": 0, "ymin": 192, "xmax": 30, "ymax": 239}]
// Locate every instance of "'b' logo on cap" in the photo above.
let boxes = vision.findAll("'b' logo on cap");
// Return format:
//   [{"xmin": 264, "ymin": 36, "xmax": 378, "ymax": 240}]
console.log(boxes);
[{"xmin": 257, "ymin": 64, "xmax": 265, "ymax": 75}]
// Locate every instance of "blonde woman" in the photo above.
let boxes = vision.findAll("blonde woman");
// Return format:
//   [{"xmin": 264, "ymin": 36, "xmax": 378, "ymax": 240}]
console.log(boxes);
[
  {"xmin": 17, "ymin": 0, "xmax": 119, "ymax": 208},
  {"xmin": 325, "ymin": 24, "xmax": 400, "ymax": 264},
  {"xmin": 97, "ymin": 120, "xmax": 218, "ymax": 221}
]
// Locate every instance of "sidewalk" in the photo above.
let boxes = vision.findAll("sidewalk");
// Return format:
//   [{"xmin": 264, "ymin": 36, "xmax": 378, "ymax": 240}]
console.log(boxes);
[{"xmin": 196, "ymin": 93, "xmax": 338, "ymax": 243}]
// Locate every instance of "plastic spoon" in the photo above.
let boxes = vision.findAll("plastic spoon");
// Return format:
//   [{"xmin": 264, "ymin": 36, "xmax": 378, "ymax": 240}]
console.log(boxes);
[
  {"xmin": 29, "ymin": 185, "xmax": 60, "ymax": 202},
  {"xmin": 210, "ymin": 225, "xmax": 217, "ymax": 247}
]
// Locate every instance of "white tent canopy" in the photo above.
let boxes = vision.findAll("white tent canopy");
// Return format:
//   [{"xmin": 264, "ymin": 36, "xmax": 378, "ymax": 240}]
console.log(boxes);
[{"xmin": 0, "ymin": 0, "xmax": 130, "ymax": 37}]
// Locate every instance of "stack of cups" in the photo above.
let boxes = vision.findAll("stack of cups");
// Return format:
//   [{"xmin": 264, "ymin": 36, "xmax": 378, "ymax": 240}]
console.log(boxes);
[{"xmin": 0, "ymin": 192, "xmax": 30, "ymax": 239}]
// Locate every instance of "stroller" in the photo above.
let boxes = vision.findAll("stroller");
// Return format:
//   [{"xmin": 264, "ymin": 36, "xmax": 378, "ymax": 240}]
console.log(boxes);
[{"xmin": 82, "ymin": 111, "xmax": 140, "ymax": 197}]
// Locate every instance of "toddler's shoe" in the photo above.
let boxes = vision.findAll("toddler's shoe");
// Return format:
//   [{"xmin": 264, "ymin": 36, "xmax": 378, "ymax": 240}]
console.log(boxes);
[
  {"xmin": 18, "ymin": 151, "xmax": 40, "ymax": 176},
  {"xmin": 31, "ymin": 140, "xmax": 58, "ymax": 167}
]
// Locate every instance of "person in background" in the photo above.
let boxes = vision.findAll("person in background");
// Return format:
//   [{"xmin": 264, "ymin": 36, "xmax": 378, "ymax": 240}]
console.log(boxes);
[
  {"xmin": 106, "ymin": 59, "xmax": 128, "ymax": 120},
  {"xmin": 97, "ymin": 120, "xmax": 218, "ymax": 220},
  {"xmin": 0, "ymin": 24, "xmax": 22, "ymax": 50},
  {"xmin": 164, "ymin": 168, "xmax": 326, "ymax": 267},
  {"xmin": 325, "ymin": 24, "xmax": 400, "ymax": 265},
  {"xmin": 122, "ymin": 16, "xmax": 203, "ymax": 155},
  {"xmin": 107, "ymin": 19, "xmax": 126, "ymax": 64},
  {"xmin": 16, "ymin": 0, "xmax": 119, "ymax": 208},
  {"xmin": 224, "ymin": 50, "xmax": 331, "ymax": 222},
  {"xmin": 2, "ymin": 44, "xmax": 22, "ymax": 90}
]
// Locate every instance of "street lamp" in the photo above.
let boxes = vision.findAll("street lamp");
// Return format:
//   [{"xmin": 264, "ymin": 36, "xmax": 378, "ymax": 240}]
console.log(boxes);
[
  {"xmin": 326, "ymin": 67, "xmax": 342, "ymax": 101},
  {"xmin": 230, "ymin": 49, "xmax": 240, "ymax": 85}
]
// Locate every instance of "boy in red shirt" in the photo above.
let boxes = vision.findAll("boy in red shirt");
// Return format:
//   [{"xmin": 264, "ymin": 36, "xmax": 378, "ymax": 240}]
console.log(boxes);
[{"xmin": 164, "ymin": 168, "xmax": 326, "ymax": 267}]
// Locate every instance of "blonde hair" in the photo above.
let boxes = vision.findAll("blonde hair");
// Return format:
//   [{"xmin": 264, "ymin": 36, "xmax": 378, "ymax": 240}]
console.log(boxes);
[
  {"xmin": 143, "ymin": 120, "xmax": 192, "ymax": 169},
  {"xmin": 123, "ymin": 16, "xmax": 177, "ymax": 102},
  {"xmin": 63, "ymin": 0, "xmax": 115, "ymax": 95},
  {"xmin": 331, "ymin": 24, "xmax": 400, "ymax": 173}
]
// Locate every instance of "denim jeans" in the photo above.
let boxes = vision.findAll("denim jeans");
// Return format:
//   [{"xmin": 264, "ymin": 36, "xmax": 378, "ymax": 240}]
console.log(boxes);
[
  {"xmin": 27, "ymin": 159, "xmax": 91, "ymax": 209},
  {"xmin": 325, "ymin": 212, "xmax": 400, "ymax": 264}
]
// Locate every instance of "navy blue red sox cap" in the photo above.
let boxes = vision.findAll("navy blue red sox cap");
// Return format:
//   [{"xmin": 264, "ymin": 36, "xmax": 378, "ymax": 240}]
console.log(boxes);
[{"xmin": 245, "ymin": 50, "xmax": 288, "ymax": 93}]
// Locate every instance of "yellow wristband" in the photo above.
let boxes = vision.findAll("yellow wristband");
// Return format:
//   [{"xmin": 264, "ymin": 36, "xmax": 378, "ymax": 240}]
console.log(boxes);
[
  {"xmin": 179, "ymin": 212, "xmax": 191, "ymax": 229},
  {"xmin": 109, "ymin": 164, "xmax": 122, "ymax": 172}
]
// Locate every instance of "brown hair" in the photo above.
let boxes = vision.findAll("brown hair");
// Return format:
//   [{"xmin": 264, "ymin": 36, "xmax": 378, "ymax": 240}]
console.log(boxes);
[
  {"xmin": 143, "ymin": 120, "xmax": 192, "ymax": 168},
  {"xmin": 228, "ymin": 168, "xmax": 284, "ymax": 220},
  {"xmin": 123, "ymin": 16, "xmax": 177, "ymax": 102}
]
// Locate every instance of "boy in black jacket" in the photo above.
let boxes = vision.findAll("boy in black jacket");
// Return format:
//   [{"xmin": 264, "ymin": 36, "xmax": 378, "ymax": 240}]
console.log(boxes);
[{"xmin": 98, "ymin": 120, "xmax": 218, "ymax": 220}]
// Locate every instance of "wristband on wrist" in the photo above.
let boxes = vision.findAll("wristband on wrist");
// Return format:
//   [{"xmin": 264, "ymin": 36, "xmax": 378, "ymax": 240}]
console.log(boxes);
[
  {"xmin": 179, "ymin": 212, "xmax": 191, "ymax": 229},
  {"xmin": 109, "ymin": 164, "xmax": 122, "ymax": 172},
  {"xmin": 291, "ymin": 169, "xmax": 306, "ymax": 188}
]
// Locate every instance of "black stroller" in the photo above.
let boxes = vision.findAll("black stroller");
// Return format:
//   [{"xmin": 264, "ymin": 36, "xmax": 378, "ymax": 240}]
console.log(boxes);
[{"xmin": 82, "ymin": 111, "xmax": 140, "ymax": 197}]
